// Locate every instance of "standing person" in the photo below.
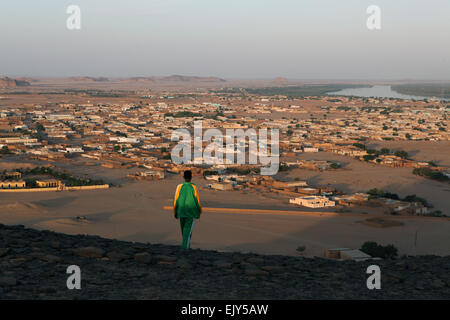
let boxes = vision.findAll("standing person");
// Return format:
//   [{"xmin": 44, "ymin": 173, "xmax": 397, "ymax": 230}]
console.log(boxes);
[{"xmin": 173, "ymin": 170, "xmax": 202, "ymax": 250}]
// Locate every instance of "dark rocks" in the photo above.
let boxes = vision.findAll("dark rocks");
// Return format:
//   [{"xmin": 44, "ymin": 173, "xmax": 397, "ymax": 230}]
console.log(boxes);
[
  {"xmin": 0, "ymin": 223, "xmax": 449, "ymax": 300},
  {"xmin": 41, "ymin": 287, "xmax": 56, "ymax": 294},
  {"xmin": 107, "ymin": 251, "xmax": 130, "ymax": 262},
  {"xmin": 134, "ymin": 252, "xmax": 152, "ymax": 264},
  {"xmin": 175, "ymin": 260, "xmax": 192, "ymax": 269},
  {"xmin": 30, "ymin": 252, "xmax": 62, "ymax": 263},
  {"xmin": 0, "ymin": 248, "xmax": 10, "ymax": 257},
  {"xmin": 73, "ymin": 247, "xmax": 105, "ymax": 258},
  {"xmin": 232, "ymin": 255, "xmax": 243, "ymax": 263},
  {"xmin": 198, "ymin": 260, "xmax": 212, "ymax": 266},
  {"xmin": 244, "ymin": 268, "xmax": 269, "ymax": 277},
  {"xmin": 261, "ymin": 265, "xmax": 284, "ymax": 274},
  {"xmin": 431, "ymin": 279, "xmax": 446, "ymax": 289},
  {"xmin": 50, "ymin": 241, "xmax": 61, "ymax": 249},
  {"xmin": 42, "ymin": 254, "xmax": 62, "ymax": 263},
  {"xmin": 0, "ymin": 277, "xmax": 17, "ymax": 287},
  {"xmin": 154, "ymin": 255, "xmax": 177, "ymax": 264},
  {"xmin": 9, "ymin": 257, "xmax": 27, "ymax": 266},
  {"xmin": 213, "ymin": 260, "xmax": 232, "ymax": 269},
  {"xmin": 406, "ymin": 262, "xmax": 418, "ymax": 271},
  {"xmin": 247, "ymin": 257, "xmax": 264, "ymax": 264}
]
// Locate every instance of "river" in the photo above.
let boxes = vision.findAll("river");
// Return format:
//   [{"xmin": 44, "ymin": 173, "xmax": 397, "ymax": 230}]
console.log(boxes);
[{"xmin": 327, "ymin": 85, "xmax": 447, "ymax": 101}]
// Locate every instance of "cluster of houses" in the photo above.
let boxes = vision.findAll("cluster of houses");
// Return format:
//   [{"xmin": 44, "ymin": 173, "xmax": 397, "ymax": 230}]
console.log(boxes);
[
  {"xmin": 0, "ymin": 94, "xmax": 448, "ymax": 167},
  {"xmin": 0, "ymin": 91, "xmax": 448, "ymax": 212},
  {"xmin": 289, "ymin": 196, "xmax": 335, "ymax": 208},
  {"xmin": 0, "ymin": 170, "xmax": 62, "ymax": 190},
  {"xmin": 0, "ymin": 171, "xmax": 25, "ymax": 189},
  {"xmin": 127, "ymin": 170, "xmax": 165, "ymax": 181},
  {"xmin": 291, "ymin": 159, "xmax": 340, "ymax": 171}
]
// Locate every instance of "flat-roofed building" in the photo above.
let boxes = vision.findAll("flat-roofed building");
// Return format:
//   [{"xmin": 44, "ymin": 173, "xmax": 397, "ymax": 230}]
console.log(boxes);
[
  {"xmin": 303, "ymin": 147, "xmax": 319, "ymax": 153},
  {"xmin": 0, "ymin": 180, "xmax": 26, "ymax": 189},
  {"xmin": 4, "ymin": 171, "xmax": 22, "ymax": 179},
  {"xmin": 47, "ymin": 114, "xmax": 75, "ymax": 121},
  {"xmin": 210, "ymin": 182, "xmax": 233, "ymax": 191},
  {"xmin": 272, "ymin": 180, "xmax": 308, "ymax": 189},
  {"xmin": 141, "ymin": 170, "xmax": 165, "ymax": 179},
  {"xmin": 0, "ymin": 137, "xmax": 38, "ymax": 144},
  {"xmin": 289, "ymin": 196, "xmax": 335, "ymax": 208},
  {"xmin": 35, "ymin": 179, "xmax": 60, "ymax": 188}
]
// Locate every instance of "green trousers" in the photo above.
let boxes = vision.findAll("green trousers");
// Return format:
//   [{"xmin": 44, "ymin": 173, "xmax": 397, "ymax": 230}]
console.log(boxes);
[{"xmin": 179, "ymin": 217, "xmax": 195, "ymax": 250}]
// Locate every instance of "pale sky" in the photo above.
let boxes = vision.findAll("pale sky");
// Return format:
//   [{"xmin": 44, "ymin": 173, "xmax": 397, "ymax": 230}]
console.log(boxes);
[{"xmin": 1, "ymin": 0, "xmax": 449, "ymax": 80}]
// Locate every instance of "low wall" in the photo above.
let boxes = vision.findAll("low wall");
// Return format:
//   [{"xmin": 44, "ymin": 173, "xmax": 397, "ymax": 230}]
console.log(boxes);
[
  {"xmin": 0, "ymin": 184, "xmax": 109, "ymax": 192},
  {"xmin": 66, "ymin": 184, "xmax": 109, "ymax": 191},
  {"xmin": 0, "ymin": 187, "xmax": 59, "ymax": 193}
]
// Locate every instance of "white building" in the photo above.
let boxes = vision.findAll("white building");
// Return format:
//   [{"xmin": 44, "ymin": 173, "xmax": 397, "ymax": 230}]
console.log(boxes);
[
  {"xmin": 141, "ymin": 170, "xmax": 165, "ymax": 179},
  {"xmin": 65, "ymin": 147, "xmax": 84, "ymax": 153},
  {"xmin": 0, "ymin": 137, "xmax": 38, "ymax": 144},
  {"xmin": 303, "ymin": 147, "xmax": 319, "ymax": 153},
  {"xmin": 47, "ymin": 114, "xmax": 75, "ymax": 121},
  {"xmin": 210, "ymin": 182, "xmax": 233, "ymax": 191},
  {"xmin": 289, "ymin": 196, "xmax": 335, "ymax": 208},
  {"xmin": 109, "ymin": 137, "xmax": 140, "ymax": 144}
]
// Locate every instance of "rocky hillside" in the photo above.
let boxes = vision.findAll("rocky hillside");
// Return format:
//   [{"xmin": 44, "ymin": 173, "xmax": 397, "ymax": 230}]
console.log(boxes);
[
  {"xmin": 128, "ymin": 75, "xmax": 226, "ymax": 83},
  {"xmin": 0, "ymin": 224, "xmax": 449, "ymax": 299},
  {"xmin": 69, "ymin": 77, "xmax": 109, "ymax": 82},
  {"xmin": 0, "ymin": 77, "xmax": 30, "ymax": 88}
]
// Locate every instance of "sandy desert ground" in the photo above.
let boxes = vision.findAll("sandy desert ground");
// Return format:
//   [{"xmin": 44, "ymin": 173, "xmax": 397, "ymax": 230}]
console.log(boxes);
[
  {"xmin": 366, "ymin": 141, "xmax": 450, "ymax": 167},
  {"xmin": 1, "ymin": 156, "xmax": 449, "ymax": 257},
  {"xmin": 283, "ymin": 146, "xmax": 450, "ymax": 216}
]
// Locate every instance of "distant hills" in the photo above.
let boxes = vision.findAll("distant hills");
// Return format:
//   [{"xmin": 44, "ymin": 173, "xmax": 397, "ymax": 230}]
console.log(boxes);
[
  {"xmin": 0, "ymin": 77, "xmax": 31, "ymax": 88},
  {"xmin": 0, "ymin": 75, "xmax": 228, "ymax": 89},
  {"xmin": 272, "ymin": 77, "xmax": 289, "ymax": 85},
  {"xmin": 55, "ymin": 75, "xmax": 227, "ymax": 83},
  {"xmin": 69, "ymin": 77, "xmax": 110, "ymax": 82},
  {"xmin": 127, "ymin": 75, "xmax": 226, "ymax": 82}
]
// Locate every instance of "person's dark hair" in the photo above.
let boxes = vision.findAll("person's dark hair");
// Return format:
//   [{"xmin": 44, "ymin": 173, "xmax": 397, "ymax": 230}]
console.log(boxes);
[{"xmin": 183, "ymin": 170, "xmax": 192, "ymax": 182}]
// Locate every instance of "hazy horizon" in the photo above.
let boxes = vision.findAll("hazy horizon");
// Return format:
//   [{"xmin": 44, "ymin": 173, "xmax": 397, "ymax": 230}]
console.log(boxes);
[
  {"xmin": 4, "ymin": 75, "xmax": 450, "ymax": 83},
  {"xmin": 1, "ymin": 0, "xmax": 449, "ymax": 80}
]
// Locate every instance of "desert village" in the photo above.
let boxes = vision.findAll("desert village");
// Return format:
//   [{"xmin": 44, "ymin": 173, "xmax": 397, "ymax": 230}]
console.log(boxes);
[
  {"xmin": 1, "ymin": 89, "xmax": 449, "ymax": 217},
  {"xmin": 0, "ymin": 82, "xmax": 449, "ymax": 261}
]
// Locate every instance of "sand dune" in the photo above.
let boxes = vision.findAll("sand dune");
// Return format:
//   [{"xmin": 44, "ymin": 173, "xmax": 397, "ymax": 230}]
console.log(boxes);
[{"xmin": 0, "ymin": 201, "xmax": 47, "ymax": 213}]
